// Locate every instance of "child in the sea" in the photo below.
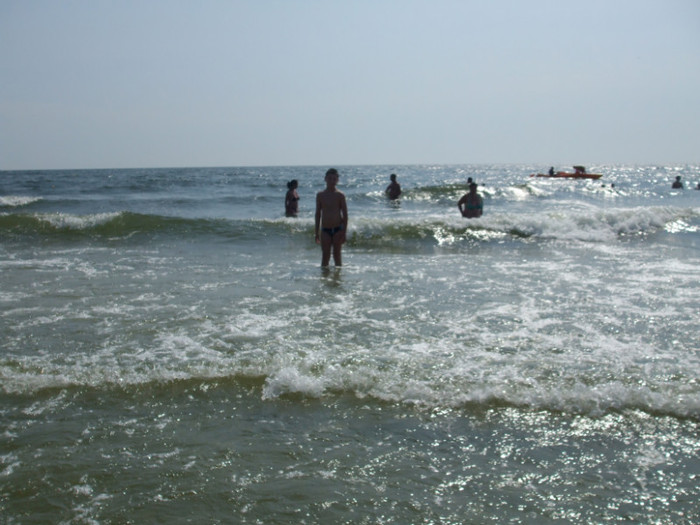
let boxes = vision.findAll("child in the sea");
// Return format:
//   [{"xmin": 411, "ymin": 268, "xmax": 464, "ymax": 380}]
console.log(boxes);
[{"xmin": 315, "ymin": 168, "xmax": 348, "ymax": 266}]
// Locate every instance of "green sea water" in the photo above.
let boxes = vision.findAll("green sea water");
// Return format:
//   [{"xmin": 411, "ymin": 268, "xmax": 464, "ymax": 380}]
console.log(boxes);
[{"xmin": 2, "ymin": 164, "xmax": 699, "ymax": 523}]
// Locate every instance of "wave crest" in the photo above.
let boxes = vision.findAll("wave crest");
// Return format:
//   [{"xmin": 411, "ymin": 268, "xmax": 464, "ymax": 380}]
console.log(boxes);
[
  {"xmin": 0, "ymin": 195, "xmax": 43, "ymax": 208},
  {"xmin": 1, "ymin": 206, "xmax": 695, "ymax": 246}
]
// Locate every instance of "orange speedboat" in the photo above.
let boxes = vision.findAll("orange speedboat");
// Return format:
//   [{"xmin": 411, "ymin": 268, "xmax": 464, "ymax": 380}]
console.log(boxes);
[{"xmin": 531, "ymin": 166, "xmax": 602, "ymax": 180}]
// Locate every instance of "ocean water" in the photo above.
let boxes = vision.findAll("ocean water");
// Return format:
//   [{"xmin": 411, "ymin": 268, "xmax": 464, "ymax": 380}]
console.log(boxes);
[{"xmin": 1, "ymin": 164, "xmax": 699, "ymax": 524}]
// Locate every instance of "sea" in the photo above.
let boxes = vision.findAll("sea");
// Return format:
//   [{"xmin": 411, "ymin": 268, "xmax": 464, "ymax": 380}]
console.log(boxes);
[{"xmin": 1, "ymin": 164, "xmax": 699, "ymax": 524}]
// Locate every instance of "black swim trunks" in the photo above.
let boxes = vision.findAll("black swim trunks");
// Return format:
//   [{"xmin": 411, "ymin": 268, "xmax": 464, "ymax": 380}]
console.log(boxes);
[{"xmin": 321, "ymin": 225, "xmax": 343, "ymax": 238}]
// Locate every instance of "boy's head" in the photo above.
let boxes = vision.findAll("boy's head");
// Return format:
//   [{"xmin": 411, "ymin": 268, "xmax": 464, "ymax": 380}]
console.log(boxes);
[{"xmin": 325, "ymin": 168, "xmax": 339, "ymax": 185}]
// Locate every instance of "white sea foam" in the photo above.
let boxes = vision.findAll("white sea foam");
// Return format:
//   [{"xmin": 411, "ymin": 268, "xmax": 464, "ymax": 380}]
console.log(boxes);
[
  {"xmin": 0, "ymin": 453, "xmax": 21, "ymax": 477},
  {"xmin": 0, "ymin": 195, "xmax": 42, "ymax": 207},
  {"xmin": 483, "ymin": 205, "xmax": 695, "ymax": 242},
  {"xmin": 497, "ymin": 183, "xmax": 553, "ymax": 201},
  {"xmin": 38, "ymin": 212, "xmax": 122, "ymax": 229},
  {"xmin": 263, "ymin": 367, "xmax": 326, "ymax": 398},
  {"xmin": 1, "ymin": 302, "xmax": 697, "ymax": 420},
  {"xmin": 343, "ymin": 204, "xmax": 697, "ymax": 248},
  {"xmin": 3, "ymin": 230, "xmax": 696, "ymax": 417}
]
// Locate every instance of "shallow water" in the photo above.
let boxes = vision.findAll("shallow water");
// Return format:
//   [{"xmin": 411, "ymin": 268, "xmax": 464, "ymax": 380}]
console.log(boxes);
[{"xmin": 1, "ymin": 164, "xmax": 699, "ymax": 523}]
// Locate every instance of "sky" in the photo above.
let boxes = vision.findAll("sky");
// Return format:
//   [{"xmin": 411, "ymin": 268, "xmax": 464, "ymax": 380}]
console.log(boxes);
[{"xmin": 1, "ymin": 0, "xmax": 699, "ymax": 170}]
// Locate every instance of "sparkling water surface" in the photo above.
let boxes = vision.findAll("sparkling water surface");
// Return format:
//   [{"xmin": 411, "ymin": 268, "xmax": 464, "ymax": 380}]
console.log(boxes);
[{"xmin": 1, "ymin": 164, "xmax": 699, "ymax": 523}]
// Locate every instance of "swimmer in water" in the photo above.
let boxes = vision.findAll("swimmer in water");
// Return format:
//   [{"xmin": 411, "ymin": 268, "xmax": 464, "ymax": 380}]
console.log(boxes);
[{"xmin": 457, "ymin": 182, "xmax": 483, "ymax": 218}]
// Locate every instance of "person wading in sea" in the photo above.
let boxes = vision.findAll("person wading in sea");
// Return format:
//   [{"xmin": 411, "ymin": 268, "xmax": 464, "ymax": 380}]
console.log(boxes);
[
  {"xmin": 385, "ymin": 173, "xmax": 402, "ymax": 200},
  {"xmin": 315, "ymin": 168, "xmax": 348, "ymax": 267},
  {"xmin": 285, "ymin": 179, "xmax": 299, "ymax": 217},
  {"xmin": 458, "ymin": 182, "xmax": 483, "ymax": 218}
]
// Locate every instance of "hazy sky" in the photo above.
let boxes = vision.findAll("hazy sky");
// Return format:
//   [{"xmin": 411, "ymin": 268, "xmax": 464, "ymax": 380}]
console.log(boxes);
[{"xmin": 2, "ymin": 0, "xmax": 699, "ymax": 170}]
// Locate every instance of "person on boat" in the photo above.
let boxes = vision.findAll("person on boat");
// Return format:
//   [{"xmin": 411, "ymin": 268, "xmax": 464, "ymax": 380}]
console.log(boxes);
[
  {"xmin": 548, "ymin": 167, "xmax": 555, "ymax": 176},
  {"xmin": 385, "ymin": 173, "xmax": 402, "ymax": 200},
  {"xmin": 672, "ymin": 176, "xmax": 683, "ymax": 189},
  {"xmin": 458, "ymin": 182, "xmax": 483, "ymax": 218},
  {"xmin": 285, "ymin": 179, "xmax": 299, "ymax": 217}
]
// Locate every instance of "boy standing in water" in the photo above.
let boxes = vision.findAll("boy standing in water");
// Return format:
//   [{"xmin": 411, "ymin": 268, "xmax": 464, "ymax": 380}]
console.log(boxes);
[{"xmin": 315, "ymin": 168, "xmax": 348, "ymax": 266}]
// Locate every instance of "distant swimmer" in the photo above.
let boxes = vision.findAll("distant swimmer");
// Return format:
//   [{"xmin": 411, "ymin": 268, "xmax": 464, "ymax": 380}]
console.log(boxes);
[
  {"xmin": 285, "ymin": 179, "xmax": 299, "ymax": 217},
  {"xmin": 385, "ymin": 173, "xmax": 402, "ymax": 200},
  {"xmin": 696, "ymin": 182, "xmax": 700, "ymax": 190},
  {"xmin": 672, "ymin": 176, "xmax": 684, "ymax": 189},
  {"xmin": 315, "ymin": 168, "xmax": 348, "ymax": 267},
  {"xmin": 458, "ymin": 182, "xmax": 483, "ymax": 218}
]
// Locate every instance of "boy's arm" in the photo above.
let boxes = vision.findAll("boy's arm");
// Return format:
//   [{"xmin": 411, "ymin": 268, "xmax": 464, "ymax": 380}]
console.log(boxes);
[
  {"xmin": 314, "ymin": 193, "xmax": 322, "ymax": 242},
  {"xmin": 340, "ymin": 193, "xmax": 348, "ymax": 243},
  {"xmin": 341, "ymin": 194, "xmax": 348, "ymax": 229}
]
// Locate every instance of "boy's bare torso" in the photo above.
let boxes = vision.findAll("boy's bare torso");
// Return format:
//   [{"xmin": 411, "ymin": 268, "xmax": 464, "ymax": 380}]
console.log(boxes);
[{"xmin": 317, "ymin": 189, "xmax": 346, "ymax": 228}]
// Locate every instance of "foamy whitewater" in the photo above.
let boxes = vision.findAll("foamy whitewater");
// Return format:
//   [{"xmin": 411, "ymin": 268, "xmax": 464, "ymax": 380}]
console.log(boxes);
[{"xmin": 1, "ymin": 164, "xmax": 699, "ymax": 523}]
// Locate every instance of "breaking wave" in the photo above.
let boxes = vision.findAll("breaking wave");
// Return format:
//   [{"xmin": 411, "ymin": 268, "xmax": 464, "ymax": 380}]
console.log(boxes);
[{"xmin": 1, "ymin": 206, "xmax": 696, "ymax": 247}]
